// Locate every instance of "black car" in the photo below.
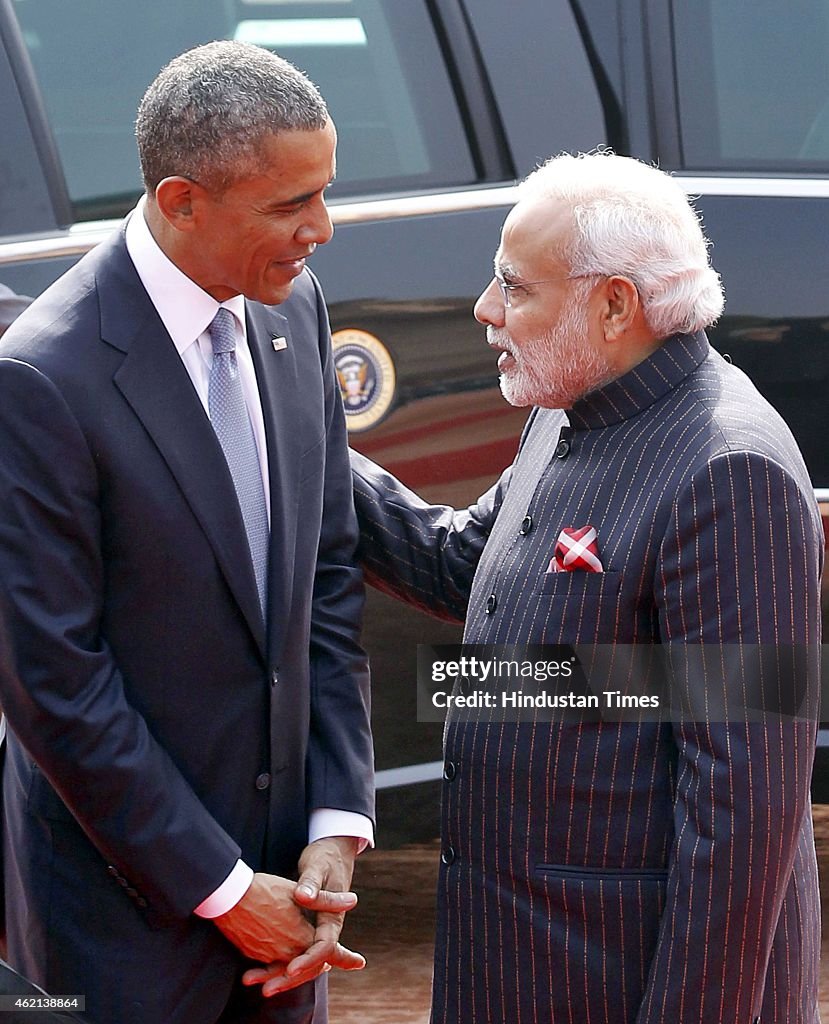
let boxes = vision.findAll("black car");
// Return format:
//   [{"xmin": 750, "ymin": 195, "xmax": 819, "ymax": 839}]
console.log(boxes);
[{"xmin": 1, "ymin": 0, "xmax": 828, "ymax": 832}]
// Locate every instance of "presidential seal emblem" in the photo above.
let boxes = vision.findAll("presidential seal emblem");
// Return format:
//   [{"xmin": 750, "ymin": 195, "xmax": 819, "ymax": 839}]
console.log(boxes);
[{"xmin": 331, "ymin": 328, "xmax": 396, "ymax": 432}]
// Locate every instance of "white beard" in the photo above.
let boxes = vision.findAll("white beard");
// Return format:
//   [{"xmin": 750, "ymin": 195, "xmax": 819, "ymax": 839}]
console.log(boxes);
[{"xmin": 491, "ymin": 284, "xmax": 614, "ymax": 409}]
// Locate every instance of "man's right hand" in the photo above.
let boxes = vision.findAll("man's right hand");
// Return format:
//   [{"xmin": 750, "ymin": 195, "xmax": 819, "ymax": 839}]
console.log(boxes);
[{"xmin": 212, "ymin": 871, "xmax": 359, "ymax": 968}]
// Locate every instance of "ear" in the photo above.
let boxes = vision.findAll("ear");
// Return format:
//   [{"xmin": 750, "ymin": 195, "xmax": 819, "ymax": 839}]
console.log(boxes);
[
  {"xmin": 601, "ymin": 275, "xmax": 640, "ymax": 342},
  {"xmin": 153, "ymin": 176, "xmax": 206, "ymax": 232}
]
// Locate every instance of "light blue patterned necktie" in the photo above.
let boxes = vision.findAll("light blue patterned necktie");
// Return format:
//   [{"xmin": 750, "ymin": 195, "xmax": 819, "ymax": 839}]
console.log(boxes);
[{"xmin": 207, "ymin": 307, "xmax": 269, "ymax": 613}]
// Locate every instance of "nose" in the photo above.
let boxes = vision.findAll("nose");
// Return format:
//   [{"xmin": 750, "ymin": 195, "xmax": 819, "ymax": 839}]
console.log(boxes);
[
  {"xmin": 474, "ymin": 277, "xmax": 505, "ymax": 327},
  {"xmin": 297, "ymin": 195, "xmax": 334, "ymax": 247}
]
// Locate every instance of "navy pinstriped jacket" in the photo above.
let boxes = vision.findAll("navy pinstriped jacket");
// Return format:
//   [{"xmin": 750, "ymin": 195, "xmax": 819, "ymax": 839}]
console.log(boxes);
[{"xmin": 353, "ymin": 331, "xmax": 823, "ymax": 1024}]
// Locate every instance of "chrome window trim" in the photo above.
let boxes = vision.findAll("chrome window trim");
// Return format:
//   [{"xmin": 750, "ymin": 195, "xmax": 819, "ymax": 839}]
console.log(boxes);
[
  {"xmin": 0, "ymin": 187, "xmax": 522, "ymax": 266},
  {"xmin": 675, "ymin": 175, "xmax": 829, "ymax": 198},
  {"xmin": 4, "ymin": 175, "xmax": 829, "ymax": 266},
  {"xmin": 375, "ymin": 761, "xmax": 444, "ymax": 789}
]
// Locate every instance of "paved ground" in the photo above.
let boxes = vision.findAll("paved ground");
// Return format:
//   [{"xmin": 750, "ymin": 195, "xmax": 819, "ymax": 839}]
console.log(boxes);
[
  {"xmin": 328, "ymin": 841, "xmax": 438, "ymax": 1023},
  {"xmin": 330, "ymin": 807, "xmax": 829, "ymax": 1023},
  {"xmin": 813, "ymin": 804, "xmax": 829, "ymax": 1016}
]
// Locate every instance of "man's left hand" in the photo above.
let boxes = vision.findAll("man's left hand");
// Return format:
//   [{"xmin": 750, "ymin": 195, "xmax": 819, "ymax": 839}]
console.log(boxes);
[{"xmin": 242, "ymin": 836, "xmax": 365, "ymax": 998}]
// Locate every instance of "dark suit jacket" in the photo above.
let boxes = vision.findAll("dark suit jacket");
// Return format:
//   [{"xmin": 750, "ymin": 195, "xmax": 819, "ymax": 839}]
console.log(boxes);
[
  {"xmin": 352, "ymin": 331, "xmax": 823, "ymax": 1024},
  {"xmin": 0, "ymin": 229, "xmax": 374, "ymax": 1024}
]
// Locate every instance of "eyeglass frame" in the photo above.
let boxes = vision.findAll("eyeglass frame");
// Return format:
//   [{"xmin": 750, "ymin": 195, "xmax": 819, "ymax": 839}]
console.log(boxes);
[{"xmin": 493, "ymin": 269, "xmax": 603, "ymax": 307}]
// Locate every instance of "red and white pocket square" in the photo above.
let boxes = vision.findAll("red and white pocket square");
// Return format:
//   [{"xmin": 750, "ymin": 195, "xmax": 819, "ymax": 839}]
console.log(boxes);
[{"xmin": 547, "ymin": 525, "xmax": 603, "ymax": 573}]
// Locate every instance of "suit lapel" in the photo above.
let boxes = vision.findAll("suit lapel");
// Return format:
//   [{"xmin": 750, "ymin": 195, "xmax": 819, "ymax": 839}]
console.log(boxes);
[
  {"xmin": 97, "ymin": 240, "xmax": 266, "ymax": 658},
  {"xmin": 246, "ymin": 302, "xmax": 300, "ymax": 659}
]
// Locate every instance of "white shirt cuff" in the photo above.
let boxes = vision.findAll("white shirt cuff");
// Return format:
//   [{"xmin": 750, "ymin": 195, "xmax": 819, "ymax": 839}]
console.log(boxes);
[
  {"xmin": 309, "ymin": 808, "xmax": 375, "ymax": 854},
  {"xmin": 192, "ymin": 859, "xmax": 254, "ymax": 918},
  {"xmin": 192, "ymin": 810, "xmax": 373, "ymax": 918}
]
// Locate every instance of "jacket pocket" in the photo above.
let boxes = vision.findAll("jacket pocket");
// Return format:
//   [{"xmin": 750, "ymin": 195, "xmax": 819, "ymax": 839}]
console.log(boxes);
[
  {"xmin": 535, "ymin": 569, "xmax": 621, "ymax": 598},
  {"xmin": 532, "ymin": 860, "xmax": 668, "ymax": 1023},
  {"xmin": 535, "ymin": 861, "xmax": 668, "ymax": 883}
]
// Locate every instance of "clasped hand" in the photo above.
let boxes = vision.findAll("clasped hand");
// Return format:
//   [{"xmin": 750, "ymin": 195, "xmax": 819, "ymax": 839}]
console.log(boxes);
[{"xmin": 213, "ymin": 836, "xmax": 364, "ymax": 998}]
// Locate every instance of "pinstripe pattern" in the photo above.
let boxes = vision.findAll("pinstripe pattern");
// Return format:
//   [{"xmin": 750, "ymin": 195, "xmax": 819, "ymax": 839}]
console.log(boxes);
[{"xmin": 352, "ymin": 331, "xmax": 823, "ymax": 1023}]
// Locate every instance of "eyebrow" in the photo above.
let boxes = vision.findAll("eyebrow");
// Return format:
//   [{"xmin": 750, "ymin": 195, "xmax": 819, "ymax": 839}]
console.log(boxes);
[{"xmin": 494, "ymin": 256, "xmax": 521, "ymax": 282}]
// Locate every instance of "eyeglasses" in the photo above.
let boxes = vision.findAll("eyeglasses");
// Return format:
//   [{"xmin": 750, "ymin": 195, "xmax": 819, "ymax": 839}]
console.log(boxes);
[{"xmin": 493, "ymin": 270, "xmax": 601, "ymax": 307}]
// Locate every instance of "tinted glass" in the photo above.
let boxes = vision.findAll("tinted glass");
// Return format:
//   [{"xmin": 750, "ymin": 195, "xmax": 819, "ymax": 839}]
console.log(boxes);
[
  {"xmin": 673, "ymin": 0, "xmax": 829, "ymax": 170},
  {"xmin": 12, "ymin": 0, "xmax": 476, "ymax": 219}
]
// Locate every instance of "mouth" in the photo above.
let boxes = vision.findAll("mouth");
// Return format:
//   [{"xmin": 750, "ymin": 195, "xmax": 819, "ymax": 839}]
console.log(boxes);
[
  {"xmin": 487, "ymin": 329, "xmax": 516, "ymax": 372},
  {"xmin": 273, "ymin": 248, "xmax": 317, "ymax": 276},
  {"xmin": 274, "ymin": 257, "xmax": 309, "ymax": 275}
]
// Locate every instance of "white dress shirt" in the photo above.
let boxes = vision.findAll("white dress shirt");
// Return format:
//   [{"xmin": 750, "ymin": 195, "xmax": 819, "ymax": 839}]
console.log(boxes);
[{"xmin": 124, "ymin": 201, "xmax": 373, "ymax": 918}]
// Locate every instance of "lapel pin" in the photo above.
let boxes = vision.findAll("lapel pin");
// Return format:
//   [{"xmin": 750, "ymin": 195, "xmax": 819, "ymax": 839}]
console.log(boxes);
[{"xmin": 271, "ymin": 336, "xmax": 288, "ymax": 352}]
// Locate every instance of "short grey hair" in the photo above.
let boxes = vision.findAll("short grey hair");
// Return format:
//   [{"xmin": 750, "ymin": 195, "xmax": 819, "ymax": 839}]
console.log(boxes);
[
  {"xmin": 518, "ymin": 152, "xmax": 725, "ymax": 337},
  {"xmin": 136, "ymin": 40, "xmax": 329, "ymax": 194}
]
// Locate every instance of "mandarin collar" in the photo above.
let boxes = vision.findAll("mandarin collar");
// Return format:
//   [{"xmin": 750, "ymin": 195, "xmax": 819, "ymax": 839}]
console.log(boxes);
[{"xmin": 565, "ymin": 330, "xmax": 710, "ymax": 430}]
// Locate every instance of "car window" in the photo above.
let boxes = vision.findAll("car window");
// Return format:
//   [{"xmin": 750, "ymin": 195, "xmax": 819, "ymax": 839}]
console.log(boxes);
[
  {"xmin": 12, "ymin": 0, "xmax": 476, "ymax": 220},
  {"xmin": 672, "ymin": 0, "xmax": 829, "ymax": 170}
]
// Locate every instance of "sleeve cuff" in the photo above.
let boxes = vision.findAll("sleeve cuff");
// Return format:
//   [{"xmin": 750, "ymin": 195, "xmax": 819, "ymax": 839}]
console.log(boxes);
[
  {"xmin": 192, "ymin": 811, "xmax": 374, "ymax": 918},
  {"xmin": 192, "ymin": 859, "xmax": 254, "ymax": 918},
  {"xmin": 308, "ymin": 808, "xmax": 375, "ymax": 853}
]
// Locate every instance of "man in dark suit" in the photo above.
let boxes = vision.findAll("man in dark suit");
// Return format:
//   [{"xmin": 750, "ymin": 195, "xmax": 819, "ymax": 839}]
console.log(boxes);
[
  {"xmin": 0, "ymin": 41, "xmax": 374, "ymax": 1024},
  {"xmin": 352, "ymin": 153, "xmax": 823, "ymax": 1022}
]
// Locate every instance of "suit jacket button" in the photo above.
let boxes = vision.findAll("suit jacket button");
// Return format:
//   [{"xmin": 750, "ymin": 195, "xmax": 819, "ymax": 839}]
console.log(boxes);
[
  {"xmin": 126, "ymin": 887, "xmax": 138, "ymax": 899},
  {"xmin": 271, "ymin": 671, "xmax": 279, "ymax": 687},
  {"xmin": 255, "ymin": 772, "xmax": 272, "ymax": 791},
  {"xmin": 520, "ymin": 515, "xmax": 533, "ymax": 535},
  {"xmin": 486, "ymin": 593, "xmax": 497, "ymax": 614},
  {"xmin": 107, "ymin": 865, "xmax": 119, "ymax": 877},
  {"xmin": 555, "ymin": 439, "xmax": 570, "ymax": 458},
  {"xmin": 443, "ymin": 760, "xmax": 456, "ymax": 781},
  {"xmin": 118, "ymin": 877, "xmax": 129, "ymax": 887},
  {"xmin": 441, "ymin": 846, "xmax": 456, "ymax": 866},
  {"xmin": 136, "ymin": 898, "xmax": 148, "ymax": 909}
]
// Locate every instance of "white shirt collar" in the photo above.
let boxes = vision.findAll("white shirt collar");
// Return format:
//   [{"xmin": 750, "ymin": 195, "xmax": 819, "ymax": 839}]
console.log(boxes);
[{"xmin": 124, "ymin": 195, "xmax": 247, "ymax": 353}]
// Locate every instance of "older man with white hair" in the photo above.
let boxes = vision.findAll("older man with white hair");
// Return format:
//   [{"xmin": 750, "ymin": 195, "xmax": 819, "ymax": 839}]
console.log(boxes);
[{"xmin": 352, "ymin": 152, "xmax": 822, "ymax": 1023}]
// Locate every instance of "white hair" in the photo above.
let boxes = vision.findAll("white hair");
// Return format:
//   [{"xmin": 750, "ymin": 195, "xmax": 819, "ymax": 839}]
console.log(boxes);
[
  {"xmin": 518, "ymin": 152, "xmax": 725, "ymax": 336},
  {"xmin": 491, "ymin": 277, "xmax": 613, "ymax": 408}
]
